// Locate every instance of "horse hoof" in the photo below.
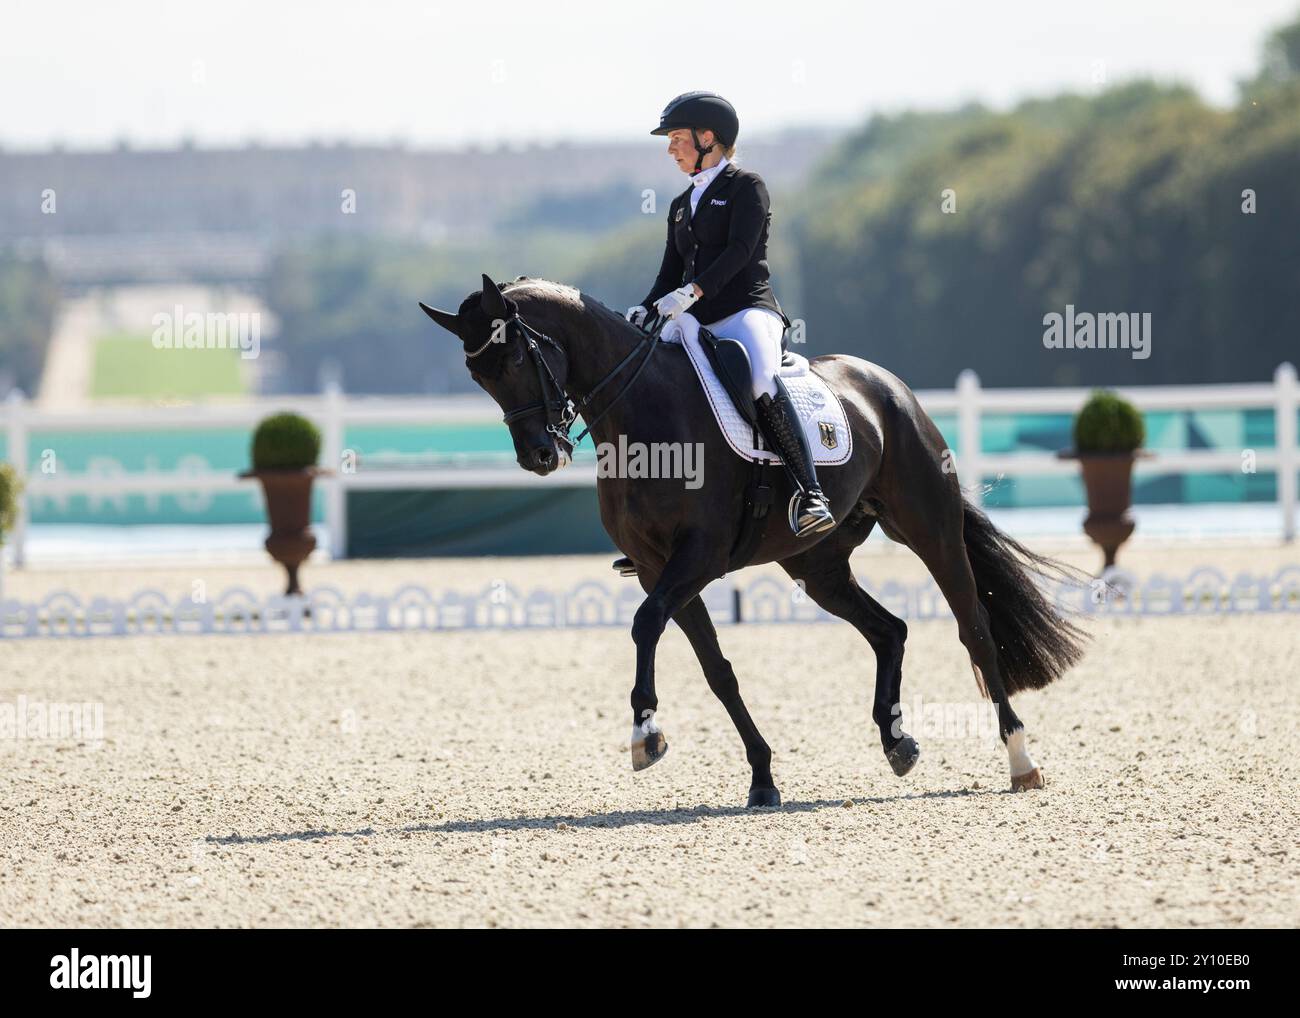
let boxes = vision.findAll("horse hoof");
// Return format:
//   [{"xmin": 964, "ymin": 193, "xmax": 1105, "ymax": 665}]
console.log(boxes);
[
  {"xmin": 630, "ymin": 729, "xmax": 668, "ymax": 771},
  {"xmin": 886, "ymin": 735, "xmax": 921, "ymax": 776},
  {"xmin": 1010, "ymin": 767, "xmax": 1045, "ymax": 792},
  {"xmin": 747, "ymin": 786, "xmax": 781, "ymax": 808}
]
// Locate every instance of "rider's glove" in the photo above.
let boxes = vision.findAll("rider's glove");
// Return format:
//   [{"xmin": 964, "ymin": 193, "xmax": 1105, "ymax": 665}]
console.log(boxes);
[
  {"xmin": 654, "ymin": 285, "xmax": 700, "ymax": 321},
  {"xmin": 625, "ymin": 305, "xmax": 649, "ymax": 327}
]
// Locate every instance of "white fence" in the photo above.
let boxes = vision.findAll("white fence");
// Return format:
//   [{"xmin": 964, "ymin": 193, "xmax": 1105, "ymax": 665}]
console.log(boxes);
[
  {"xmin": 2, "ymin": 362, "xmax": 1296, "ymax": 565},
  {"xmin": 4, "ymin": 564, "xmax": 1299, "ymax": 639}
]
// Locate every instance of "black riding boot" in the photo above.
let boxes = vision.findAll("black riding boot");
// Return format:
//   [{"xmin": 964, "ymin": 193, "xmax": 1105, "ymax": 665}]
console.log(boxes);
[{"xmin": 755, "ymin": 388, "xmax": 836, "ymax": 536}]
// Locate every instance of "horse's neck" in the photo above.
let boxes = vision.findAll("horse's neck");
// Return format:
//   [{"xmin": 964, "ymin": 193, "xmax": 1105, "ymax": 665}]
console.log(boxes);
[{"xmin": 565, "ymin": 318, "xmax": 655, "ymax": 442}]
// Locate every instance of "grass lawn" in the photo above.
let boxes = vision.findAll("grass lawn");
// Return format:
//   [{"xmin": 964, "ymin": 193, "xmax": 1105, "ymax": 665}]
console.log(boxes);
[{"xmin": 91, "ymin": 333, "xmax": 247, "ymax": 399}]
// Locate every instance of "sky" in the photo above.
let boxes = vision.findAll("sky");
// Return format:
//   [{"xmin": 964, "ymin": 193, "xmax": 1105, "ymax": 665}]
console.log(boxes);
[{"xmin": 2, "ymin": 0, "xmax": 1296, "ymax": 151}]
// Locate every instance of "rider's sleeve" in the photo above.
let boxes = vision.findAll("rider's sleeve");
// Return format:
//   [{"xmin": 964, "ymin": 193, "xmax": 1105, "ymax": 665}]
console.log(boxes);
[
  {"xmin": 641, "ymin": 199, "xmax": 685, "ymax": 308},
  {"xmin": 692, "ymin": 174, "xmax": 767, "ymax": 300}
]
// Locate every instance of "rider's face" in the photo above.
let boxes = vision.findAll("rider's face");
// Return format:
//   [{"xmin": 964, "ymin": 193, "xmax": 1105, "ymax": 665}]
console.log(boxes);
[{"xmin": 666, "ymin": 128, "xmax": 716, "ymax": 173}]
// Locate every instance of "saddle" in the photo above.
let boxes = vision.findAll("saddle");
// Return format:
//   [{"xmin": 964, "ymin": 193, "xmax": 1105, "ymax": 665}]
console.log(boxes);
[
  {"xmin": 695, "ymin": 325, "xmax": 776, "ymax": 572},
  {"xmin": 612, "ymin": 314, "xmax": 851, "ymax": 578},
  {"xmin": 696, "ymin": 326, "xmax": 770, "ymax": 432},
  {"xmin": 663, "ymin": 314, "xmax": 853, "ymax": 468}
]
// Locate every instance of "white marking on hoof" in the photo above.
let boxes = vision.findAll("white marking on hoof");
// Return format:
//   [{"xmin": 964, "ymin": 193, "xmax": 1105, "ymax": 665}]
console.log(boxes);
[
  {"xmin": 1007, "ymin": 729, "xmax": 1043, "ymax": 790},
  {"xmin": 632, "ymin": 710, "xmax": 660, "ymax": 739},
  {"xmin": 1007, "ymin": 729, "xmax": 1036, "ymax": 774},
  {"xmin": 630, "ymin": 711, "xmax": 668, "ymax": 771}
]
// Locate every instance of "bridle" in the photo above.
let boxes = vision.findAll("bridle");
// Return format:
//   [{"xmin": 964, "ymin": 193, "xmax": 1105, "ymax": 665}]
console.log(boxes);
[{"xmin": 467, "ymin": 309, "xmax": 667, "ymax": 449}]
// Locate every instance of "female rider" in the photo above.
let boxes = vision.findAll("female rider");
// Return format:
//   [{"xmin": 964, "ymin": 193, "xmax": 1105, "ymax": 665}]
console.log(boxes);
[{"xmin": 626, "ymin": 90, "xmax": 834, "ymax": 536}]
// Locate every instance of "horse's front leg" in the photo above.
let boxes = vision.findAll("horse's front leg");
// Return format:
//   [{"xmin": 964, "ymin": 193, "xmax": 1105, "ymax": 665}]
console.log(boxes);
[
  {"xmin": 628, "ymin": 533, "xmax": 723, "ymax": 771},
  {"xmin": 673, "ymin": 595, "xmax": 779, "ymax": 807}
]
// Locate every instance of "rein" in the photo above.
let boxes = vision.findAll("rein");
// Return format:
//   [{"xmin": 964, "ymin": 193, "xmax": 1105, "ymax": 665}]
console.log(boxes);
[{"xmin": 471, "ymin": 310, "xmax": 667, "ymax": 449}]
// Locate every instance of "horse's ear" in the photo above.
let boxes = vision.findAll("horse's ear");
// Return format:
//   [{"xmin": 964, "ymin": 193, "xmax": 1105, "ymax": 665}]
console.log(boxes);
[
  {"xmin": 479, "ymin": 273, "xmax": 513, "ymax": 321},
  {"xmin": 419, "ymin": 301, "xmax": 461, "ymax": 336}
]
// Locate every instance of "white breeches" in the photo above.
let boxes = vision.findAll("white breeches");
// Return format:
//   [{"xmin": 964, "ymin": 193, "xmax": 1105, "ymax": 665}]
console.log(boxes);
[{"xmin": 702, "ymin": 306, "xmax": 786, "ymax": 399}]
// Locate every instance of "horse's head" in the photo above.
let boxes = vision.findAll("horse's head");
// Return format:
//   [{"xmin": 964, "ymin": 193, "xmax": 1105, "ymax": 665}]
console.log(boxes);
[{"xmin": 420, "ymin": 274, "xmax": 574, "ymax": 476}]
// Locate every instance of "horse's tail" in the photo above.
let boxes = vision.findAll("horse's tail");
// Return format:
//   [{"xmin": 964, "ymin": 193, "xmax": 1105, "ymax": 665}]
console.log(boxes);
[{"xmin": 961, "ymin": 497, "xmax": 1089, "ymax": 695}]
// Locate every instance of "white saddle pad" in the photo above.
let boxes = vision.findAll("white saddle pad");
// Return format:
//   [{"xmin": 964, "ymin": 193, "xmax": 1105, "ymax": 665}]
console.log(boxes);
[{"xmin": 659, "ymin": 313, "xmax": 853, "ymax": 466}]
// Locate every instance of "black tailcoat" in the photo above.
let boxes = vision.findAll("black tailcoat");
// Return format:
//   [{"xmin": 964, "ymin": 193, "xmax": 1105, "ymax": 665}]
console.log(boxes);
[{"xmin": 641, "ymin": 162, "xmax": 791, "ymax": 328}]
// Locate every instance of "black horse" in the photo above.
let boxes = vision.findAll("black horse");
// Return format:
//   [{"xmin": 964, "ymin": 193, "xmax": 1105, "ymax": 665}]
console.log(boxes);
[{"xmin": 421, "ymin": 275, "xmax": 1087, "ymax": 807}]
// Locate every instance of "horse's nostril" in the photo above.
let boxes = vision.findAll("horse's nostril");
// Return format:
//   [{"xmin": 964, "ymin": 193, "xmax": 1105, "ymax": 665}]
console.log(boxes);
[{"xmin": 535, "ymin": 447, "xmax": 555, "ymax": 468}]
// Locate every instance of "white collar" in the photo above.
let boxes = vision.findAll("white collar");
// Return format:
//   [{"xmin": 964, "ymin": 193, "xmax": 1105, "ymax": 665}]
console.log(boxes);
[{"xmin": 690, "ymin": 155, "xmax": 730, "ymax": 189}]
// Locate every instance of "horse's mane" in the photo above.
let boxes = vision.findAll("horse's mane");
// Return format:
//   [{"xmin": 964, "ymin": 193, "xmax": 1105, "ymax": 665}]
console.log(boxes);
[{"xmin": 501, "ymin": 276, "xmax": 630, "ymax": 337}]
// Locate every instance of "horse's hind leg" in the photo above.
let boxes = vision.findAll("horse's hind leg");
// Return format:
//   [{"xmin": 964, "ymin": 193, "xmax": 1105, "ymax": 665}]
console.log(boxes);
[
  {"xmin": 778, "ymin": 519, "xmax": 918, "ymax": 778},
  {"xmin": 673, "ymin": 596, "xmax": 779, "ymax": 807},
  {"xmin": 881, "ymin": 492, "xmax": 1042, "ymax": 791},
  {"xmin": 911, "ymin": 527, "xmax": 1041, "ymax": 790}
]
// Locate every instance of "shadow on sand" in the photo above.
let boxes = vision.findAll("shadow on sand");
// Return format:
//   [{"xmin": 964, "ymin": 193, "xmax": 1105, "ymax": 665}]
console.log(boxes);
[{"xmin": 204, "ymin": 785, "xmax": 1004, "ymax": 847}]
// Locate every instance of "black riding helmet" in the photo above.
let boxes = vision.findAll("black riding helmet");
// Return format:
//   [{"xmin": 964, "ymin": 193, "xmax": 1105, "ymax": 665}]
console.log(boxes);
[{"xmin": 650, "ymin": 91, "xmax": 739, "ymax": 173}]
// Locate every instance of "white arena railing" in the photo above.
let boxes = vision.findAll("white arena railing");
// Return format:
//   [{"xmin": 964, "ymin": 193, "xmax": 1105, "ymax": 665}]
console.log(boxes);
[
  {"xmin": 3, "ymin": 565, "xmax": 1299, "ymax": 640},
  {"xmin": 2, "ymin": 362, "xmax": 1296, "ymax": 565}
]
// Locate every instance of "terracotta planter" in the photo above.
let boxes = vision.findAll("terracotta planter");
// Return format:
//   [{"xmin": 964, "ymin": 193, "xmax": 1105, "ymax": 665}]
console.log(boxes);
[
  {"xmin": 1058, "ymin": 450, "xmax": 1149, "ymax": 570},
  {"xmin": 240, "ymin": 467, "xmax": 324, "ymax": 594}
]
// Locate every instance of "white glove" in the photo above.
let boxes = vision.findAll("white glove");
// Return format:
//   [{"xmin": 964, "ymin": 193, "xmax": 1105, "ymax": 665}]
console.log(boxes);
[
  {"xmin": 625, "ymin": 305, "xmax": 649, "ymax": 326},
  {"xmin": 654, "ymin": 285, "xmax": 699, "ymax": 321}
]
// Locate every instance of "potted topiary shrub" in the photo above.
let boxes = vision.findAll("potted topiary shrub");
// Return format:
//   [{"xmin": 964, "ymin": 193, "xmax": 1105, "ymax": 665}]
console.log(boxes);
[
  {"xmin": 0, "ymin": 462, "xmax": 21, "ymax": 603},
  {"xmin": 241, "ymin": 412, "xmax": 323, "ymax": 595},
  {"xmin": 1058, "ymin": 390, "xmax": 1149, "ymax": 570}
]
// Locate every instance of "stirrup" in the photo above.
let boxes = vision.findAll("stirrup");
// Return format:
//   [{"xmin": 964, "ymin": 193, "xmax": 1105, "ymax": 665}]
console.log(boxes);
[{"xmin": 789, "ymin": 491, "xmax": 836, "ymax": 536}]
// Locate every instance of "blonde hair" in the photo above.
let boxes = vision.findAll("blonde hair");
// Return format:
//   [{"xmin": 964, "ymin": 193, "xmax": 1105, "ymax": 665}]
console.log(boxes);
[
  {"xmin": 701, "ymin": 128, "xmax": 736, "ymax": 161},
  {"xmin": 676, "ymin": 127, "xmax": 737, "ymax": 163}
]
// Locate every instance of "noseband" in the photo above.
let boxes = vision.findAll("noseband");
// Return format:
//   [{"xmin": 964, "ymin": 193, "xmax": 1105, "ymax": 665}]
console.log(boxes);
[{"xmin": 467, "ymin": 311, "xmax": 666, "ymax": 448}]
